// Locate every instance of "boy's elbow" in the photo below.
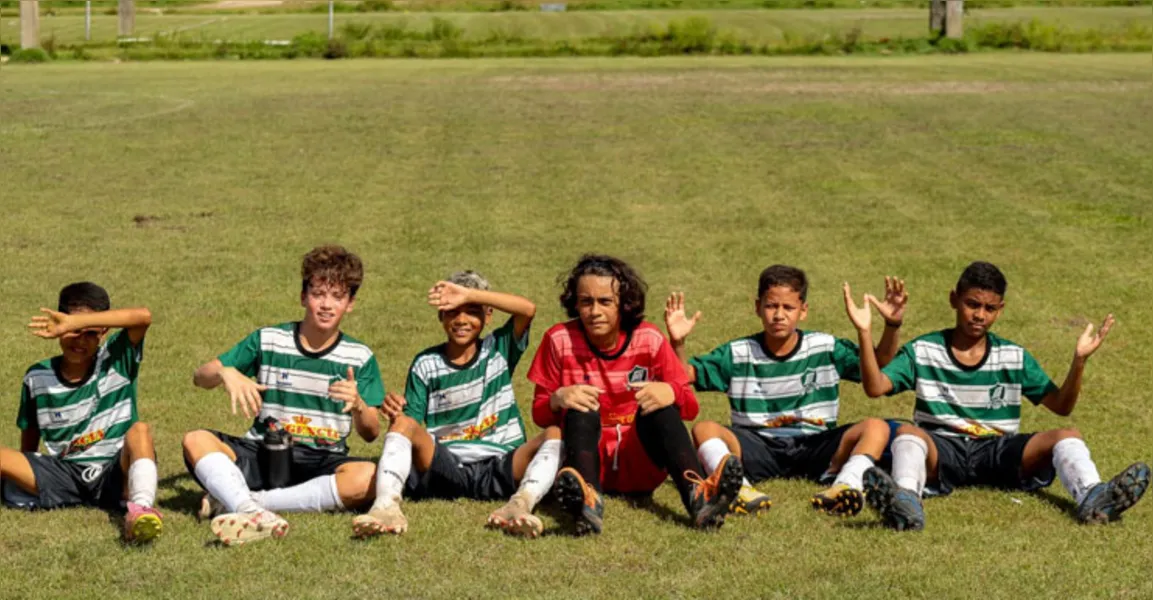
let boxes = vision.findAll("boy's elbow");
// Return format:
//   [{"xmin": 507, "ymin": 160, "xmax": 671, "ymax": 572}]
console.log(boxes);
[{"xmin": 138, "ymin": 308, "xmax": 153, "ymax": 326}]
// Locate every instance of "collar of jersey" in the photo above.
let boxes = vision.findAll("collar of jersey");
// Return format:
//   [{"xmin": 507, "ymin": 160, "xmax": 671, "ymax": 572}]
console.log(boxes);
[
  {"xmin": 757, "ymin": 329, "xmax": 805, "ymax": 362},
  {"xmin": 293, "ymin": 321, "xmax": 344, "ymax": 359},
  {"xmin": 944, "ymin": 328, "xmax": 991, "ymax": 372}
]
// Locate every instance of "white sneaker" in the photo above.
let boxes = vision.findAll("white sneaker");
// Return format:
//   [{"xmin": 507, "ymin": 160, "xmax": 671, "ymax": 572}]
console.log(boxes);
[
  {"xmin": 210, "ymin": 510, "xmax": 289, "ymax": 546},
  {"xmin": 197, "ymin": 494, "xmax": 224, "ymax": 522},
  {"xmin": 352, "ymin": 502, "xmax": 408, "ymax": 538},
  {"xmin": 486, "ymin": 495, "xmax": 543, "ymax": 538}
]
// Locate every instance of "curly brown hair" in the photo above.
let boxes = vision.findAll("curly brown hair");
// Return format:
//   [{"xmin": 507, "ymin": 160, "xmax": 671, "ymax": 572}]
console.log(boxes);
[
  {"xmin": 301, "ymin": 245, "xmax": 364, "ymax": 297},
  {"xmin": 559, "ymin": 254, "xmax": 647, "ymax": 332}
]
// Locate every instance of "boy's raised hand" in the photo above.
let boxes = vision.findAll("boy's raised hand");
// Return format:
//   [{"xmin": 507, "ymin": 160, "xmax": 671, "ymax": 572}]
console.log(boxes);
[
  {"xmin": 1075, "ymin": 314, "xmax": 1115, "ymax": 360},
  {"xmin": 869, "ymin": 276, "xmax": 908, "ymax": 326},
  {"xmin": 220, "ymin": 367, "xmax": 267, "ymax": 419},
  {"xmin": 27, "ymin": 308, "xmax": 78, "ymax": 339},
  {"xmin": 428, "ymin": 281, "xmax": 471, "ymax": 312},
  {"xmin": 664, "ymin": 292, "xmax": 701, "ymax": 345},
  {"xmin": 330, "ymin": 366, "xmax": 366, "ymax": 414},
  {"xmin": 843, "ymin": 282, "xmax": 875, "ymax": 332}
]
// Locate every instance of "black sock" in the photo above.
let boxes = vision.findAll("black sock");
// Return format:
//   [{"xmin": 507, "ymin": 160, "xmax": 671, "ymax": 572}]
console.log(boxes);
[
  {"xmin": 562, "ymin": 409, "xmax": 602, "ymax": 493},
  {"xmin": 636, "ymin": 406, "xmax": 704, "ymax": 512}
]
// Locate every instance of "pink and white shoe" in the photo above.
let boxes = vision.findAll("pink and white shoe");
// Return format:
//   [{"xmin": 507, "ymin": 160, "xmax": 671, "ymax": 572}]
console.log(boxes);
[
  {"xmin": 210, "ymin": 510, "xmax": 289, "ymax": 546},
  {"xmin": 124, "ymin": 503, "xmax": 164, "ymax": 543}
]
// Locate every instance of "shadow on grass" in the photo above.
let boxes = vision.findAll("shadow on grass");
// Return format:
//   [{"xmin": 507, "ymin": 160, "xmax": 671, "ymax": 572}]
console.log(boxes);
[
  {"xmin": 157, "ymin": 472, "xmax": 205, "ymax": 516},
  {"xmin": 1029, "ymin": 488, "xmax": 1077, "ymax": 516}
]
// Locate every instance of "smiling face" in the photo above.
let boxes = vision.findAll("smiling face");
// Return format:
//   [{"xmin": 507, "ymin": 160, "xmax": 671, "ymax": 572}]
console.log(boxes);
[
  {"xmin": 440, "ymin": 304, "xmax": 491, "ymax": 348},
  {"xmin": 300, "ymin": 277, "xmax": 355, "ymax": 334},
  {"xmin": 58, "ymin": 307, "xmax": 106, "ymax": 367},
  {"xmin": 755, "ymin": 285, "xmax": 808, "ymax": 341},
  {"xmin": 950, "ymin": 287, "xmax": 1004, "ymax": 340},
  {"xmin": 575, "ymin": 275, "xmax": 621, "ymax": 341}
]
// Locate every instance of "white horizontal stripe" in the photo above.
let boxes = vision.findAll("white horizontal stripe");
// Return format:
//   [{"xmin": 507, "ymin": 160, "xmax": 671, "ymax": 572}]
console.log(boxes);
[
  {"xmin": 914, "ymin": 340, "xmax": 1026, "ymax": 372},
  {"xmin": 916, "ymin": 380, "xmax": 1022, "ymax": 408},
  {"xmin": 258, "ymin": 366, "xmax": 339, "ymax": 399},
  {"xmin": 443, "ymin": 442, "xmax": 509, "ymax": 464},
  {"xmin": 259, "ymin": 328, "xmax": 373, "ymax": 368},
  {"xmin": 36, "ymin": 396, "xmax": 97, "ymax": 430},
  {"xmin": 730, "ymin": 364, "xmax": 841, "ymax": 400},
  {"xmin": 730, "ymin": 333, "xmax": 836, "ymax": 366}
]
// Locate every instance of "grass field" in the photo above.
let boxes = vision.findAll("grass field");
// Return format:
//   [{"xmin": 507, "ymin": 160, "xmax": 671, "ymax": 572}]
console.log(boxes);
[
  {"xmin": 1, "ymin": 55, "xmax": 1152, "ymax": 598},
  {"xmin": 4, "ymin": 6, "xmax": 1149, "ymax": 44}
]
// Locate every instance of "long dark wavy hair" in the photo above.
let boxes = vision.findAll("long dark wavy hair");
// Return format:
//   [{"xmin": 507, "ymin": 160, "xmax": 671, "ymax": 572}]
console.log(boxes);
[{"xmin": 559, "ymin": 254, "xmax": 648, "ymax": 332}]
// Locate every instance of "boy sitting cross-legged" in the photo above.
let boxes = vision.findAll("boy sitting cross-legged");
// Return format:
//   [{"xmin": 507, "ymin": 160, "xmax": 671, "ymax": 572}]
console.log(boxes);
[
  {"xmin": 1, "ymin": 282, "xmax": 162, "ymax": 543},
  {"xmin": 353, "ymin": 271, "xmax": 563, "ymax": 539},
  {"xmin": 849, "ymin": 261, "xmax": 1149, "ymax": 531},
  {"xmin": 530, "ymin": 254, "xmax": 744, "ymax": 535},
  {"xmin": 183, "ymin": 245, "xmax": 385, "ymax": 546},
  {"xmin": 667, "ymin": 265, "xmax": 907, "ymax": 518}
]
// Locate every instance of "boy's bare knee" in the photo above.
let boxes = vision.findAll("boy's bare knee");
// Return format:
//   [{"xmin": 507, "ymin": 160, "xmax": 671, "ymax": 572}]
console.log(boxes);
[
  {"xmin": 894, "ymin": 424, "xmax": 929, "ymax": 441},
  {"xmin": 127, "ymin": 422, "xmax": 153, "ymax": 442},
  {"xmin": 691, "ymin": 420, "xmax": 724, "ymax": 445},
  {"xmin": 338, "ymin": 462, "xmax": 377, "ymax": 506},
  {"xmin": 1051, "ymin": 427, "xmax": 1082, "ymax": 441},
  {"xmin": 388, "ymin": 415, "xmax": 419, "ymax": 438},
  {"xmin": 544, "ymin": 425, "xmax": 562, "ymax": 441}
]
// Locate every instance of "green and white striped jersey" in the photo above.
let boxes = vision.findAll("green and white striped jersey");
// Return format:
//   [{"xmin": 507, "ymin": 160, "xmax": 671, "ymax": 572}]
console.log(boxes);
[
  {"xmin": 690, "ymin": 331, "xmax": 861, "ymax": 438},
  {"xmin": 882, "ymin": 329, "xmax": 1058, "ymax": 438},
  {"xmin": 219, "ymin": 322, "xmax": 385, "ymax": 453},
  {"xmin": 17, "ymin": 330, "xmax": 143, "ymax": 464},
  {"xmin": 403, "ymin": 318, "xmax": 529, "ymax": 463}
]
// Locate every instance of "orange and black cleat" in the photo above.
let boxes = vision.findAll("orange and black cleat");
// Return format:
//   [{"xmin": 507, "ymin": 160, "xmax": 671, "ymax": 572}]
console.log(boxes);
[
  {"xmin": 687, "ymin": 454, "xmax": 744, "ymax": 529},
  {"xmin": 554, "ymin": 467, "xmax": 604, "ymax": 536}
]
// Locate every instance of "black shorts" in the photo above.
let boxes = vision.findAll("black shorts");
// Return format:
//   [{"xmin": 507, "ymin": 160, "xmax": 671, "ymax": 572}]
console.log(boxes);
[
  {"xmin": 184, "ymin": 430, "xmax": 372, "ymax": 492},
  {"xmin": 2, "ymin": 452, "xmax": 125, "ymax": 511},
  {"xmin": 730, "ymin": 425, "xmax": 849, "ymax": 484},
  {"xmin": 405, "ymin": 443, "xmax": 517, "ymax": 502},
  {"xmin": 927, "ymin": 430, "xmax": 1054, "ymax": 496}
]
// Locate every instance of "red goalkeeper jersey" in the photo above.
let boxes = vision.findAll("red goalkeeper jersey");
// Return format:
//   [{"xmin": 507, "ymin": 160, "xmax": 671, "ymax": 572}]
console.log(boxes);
[{"xmin": 528, "ymin": 320, "xmax": 698, "ymax": 428}]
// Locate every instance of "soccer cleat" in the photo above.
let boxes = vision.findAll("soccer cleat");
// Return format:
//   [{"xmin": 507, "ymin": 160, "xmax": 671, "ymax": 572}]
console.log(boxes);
[
  {"xmin": 486, "ymin": 494, "xmax": 543, "ymax": 539},
  {"xmin": 554, "ymin": 467, "xmax": 604, "ymax": 536},
  {"xmin": 730, "ymin": 484, "xmax": 772, "ymax": 516},
  {"xmin": 1076, "ymin": 462, "xmax": 1150, "ymax": 524},
  {"xmin": 197, "ymin": 494, "xmax": 223, "ymax": 522},
  {"xmin": 811, "ymin": 483, "xmax": 864, "ymax": 517},
  {"xmin": 211, "ymin": 510, "xmax": 289, "ymax": 546},
  {"xmin": 124, "ymin": 503, "xmax": 163, "ymax": 544},
  {"xmin": 862, "ymin": 467, "xmax": 924, "ymax": 531},
  {"xmin": 352, "ymin": 502, "xmax": 409, "ymax": 538},
  {"xmin": 686, "ymin": 454, "xmax": 744, "ymax": 530}
]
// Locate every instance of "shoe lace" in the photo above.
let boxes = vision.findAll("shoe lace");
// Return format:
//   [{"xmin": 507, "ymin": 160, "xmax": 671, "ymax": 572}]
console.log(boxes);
[{"xmin": 684, "ymin": 470, "xmax": 715, "ymax": 500}]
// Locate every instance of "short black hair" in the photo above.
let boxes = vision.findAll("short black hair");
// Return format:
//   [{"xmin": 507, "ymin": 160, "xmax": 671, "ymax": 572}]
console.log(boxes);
[
  {"xmin": 757, "ymin": 265, "xmax": 808, "ymax": 301},
  {"xmin": 956, "ymin": 261, "xmax": 1007, "ymax": 297},
  {"xmin": 559, "ymin": 254, "xmax": 647, "ymax": 332},
  {"xmin": 58, "ymin": 282, "xmax": 110, "ymax": 314}
]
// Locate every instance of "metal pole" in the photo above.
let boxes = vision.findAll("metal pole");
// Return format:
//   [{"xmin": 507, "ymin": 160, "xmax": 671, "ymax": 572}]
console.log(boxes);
[
  {"xmin": 20, "ymin": 0, "xmax": 40, "ymax": 49},
  {"xmin": 119, "ymin": 0, "xmax": 135, "ymax": 37},
  {"xmin": 328, "ymin": 0, "xmax": 334, "ymax": 40},
  {"xmin": 86, "ymin": 1, "xmax": 92, "ymax": 41}
]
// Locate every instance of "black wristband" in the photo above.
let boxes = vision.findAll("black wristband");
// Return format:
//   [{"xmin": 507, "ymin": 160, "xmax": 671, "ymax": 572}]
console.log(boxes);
[{"xmin": 884, "ymin": 320, "xmax": 903, "ymax": 329}]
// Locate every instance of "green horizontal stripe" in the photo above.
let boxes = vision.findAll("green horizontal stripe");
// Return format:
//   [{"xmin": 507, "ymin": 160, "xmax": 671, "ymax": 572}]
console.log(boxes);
[
  {"xmin": 39, "ymin": 395, "xmax": 135, "ymax": 441},
  {"xmin": 914, "ymin": 398, "xmax": 1020, "ymax": 422},
  {"xmin": 731, "ymin": 384, "xmax": 840, "ymax": 415},
  {"xmin": 50, "ymin": 419, "xmax": 135, "ymax": 452},
  {"xmin": 263, "ymin": 392, "xmax": 351, "ymax": 416},
  {"xmin": 426, "ymin": 404, "xmax": 520, "ymax": 430},
  {"xmin": 914, "ymin": 364, "xmax": 1028, "ymax": 387},
  {"xmin": 734, "ymin": 350, "xmax": 838, "ymax": 378}
]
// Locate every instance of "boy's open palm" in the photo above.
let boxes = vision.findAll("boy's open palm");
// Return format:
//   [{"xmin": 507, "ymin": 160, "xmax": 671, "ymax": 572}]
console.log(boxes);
[
  {"xmin": 843, "ymin": 283, "xmax": 875, "ymax": 332},
  {"xmin": 1075, "ymin": 314, "xmax": 1115, "ymax": 359},
  {"xmin": 664, "ymin": 292, "xmax": 701, "ymax": 344},
  {"xmin": 27, "ymin": 308, "xmax": 74, "ymax": 339},
  {"xmin": 870, "ymin": 276, "xmax": 908, "ymax": 325},
  {"xmin": 428, "ymin": 281, "xmax": 469, "ymax": 311},
  {"xmin": 221, "ymin": 368, "xmax": 267, "ymax": 419}
]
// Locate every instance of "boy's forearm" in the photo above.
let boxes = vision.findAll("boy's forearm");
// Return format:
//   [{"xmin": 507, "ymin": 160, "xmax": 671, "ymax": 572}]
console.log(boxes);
[
  {"xmin": 874, "ymin": 323, "xmax": 901, "ymax": 367},
  {"xmin": 1051, "ymin": 356, "xmax": 1087, "ymax": 416},
  {"xmin": 670, "ymin": 340, "xmax": 697, "ymax": 382},
  {"xmin": 467, "ymin": 289, "xmax": 536, "ymax": 320},
  {"xmin": 353, "ymin": 406, "xmax": 381, "ymax": 442},
  {"xmin": 69, "ymin": 308, "xmax": 152, "ymax": 331},
  {"xmin": 857, "ymin": 330, "xmax": 888, "ymax": 397},
  {"xmin": 193, "ymin": 359, "xmax": 226, "ymax": 389}
]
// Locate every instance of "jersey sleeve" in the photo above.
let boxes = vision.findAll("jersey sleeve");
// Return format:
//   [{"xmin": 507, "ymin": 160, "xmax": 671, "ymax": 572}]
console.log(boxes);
[
  {"xmin": 16, "ymin": 382, "xmax": 34, "ymax": 430},
  {"xmin": 1021, "ymin": 350, "xmax": 1059, "ymax": 405},
  {"xmin": 357, "ymin": 355, "xmax": 385, "ymax": 408},
  {"xmin": 402, "ymin": 360, "xmax": 430, "ymax": 424},
  {"xmin": 105, "ymin": 329, "xmax": 144, "ymax": 380},
  {"xmin": 491, "ymin": 317, "xmax": 530, "ymax": 372},
  {"xmin": 217, "ymin": 329, "xmax": 262, "ymax": 377},
  {"xmin": 652, "ymin": 334, "xmax": 699, "ymax": 421},
  {"xmin": 833, "ymin": 337, "xmax": 862, "ymax": 383},
  {"xmin": 688, "ymin": 342, "xmax": 734, "ymax": 393},
  {"xmin": 881, "ymin": 342, "xmax": 917, "ymax": 395},
  {"xmin": 528, "ymin": 331, "xmax": 562, "ymax": 428}
]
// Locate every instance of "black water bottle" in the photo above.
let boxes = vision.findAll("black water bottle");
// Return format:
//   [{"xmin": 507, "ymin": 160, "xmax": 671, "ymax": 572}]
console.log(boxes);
[{"xmin": 259, "ymin": 417, "xmax": 293, "ymax": 489}]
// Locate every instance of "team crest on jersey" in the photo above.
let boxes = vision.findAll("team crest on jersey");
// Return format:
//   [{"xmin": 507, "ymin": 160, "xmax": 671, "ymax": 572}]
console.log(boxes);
[
  {"xmin": 988, "ymin": 384, "xmax": 1007, "ymax": 410},
  {"xmin": 799, "ymin": 368, "xmax": 819, "ymax": 393},
  {"xmin": 628, "ymin": 366, "xmax": 649, "ymax": 386}
]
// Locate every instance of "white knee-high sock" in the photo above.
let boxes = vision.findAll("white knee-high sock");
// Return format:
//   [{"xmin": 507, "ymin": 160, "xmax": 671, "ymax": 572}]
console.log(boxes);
[
  {"xmin": 514, "ymin": 440, "xmax": 562, "ymax": 508},
  {"xmin": 697, "ymin": 437, "xmax": 752, "ymax": 488},
  {"xmin": 372, "ymin": 432, "xmax": 412, "ymax": 510},
  {"xmin": 891, "ymin": 434, "xmax": 928, "ymax": 497},
  {"xmin": 1052, "ymin": 438, "xmax": 1102, "ymax": 504},
  {"xmin": 194, "ymin": 452, "xmax": 261, "ymax": 514},
  {"xmin": 251, "ymin": 475, "xmax": 343, "ymax": 513},
  {"xmin": 127, "ymin": 458, "xmax": 158, "ymax": 508},
  {"xmin": 832, "ymin": 454, "xmax": 875, "ymax": 491}
]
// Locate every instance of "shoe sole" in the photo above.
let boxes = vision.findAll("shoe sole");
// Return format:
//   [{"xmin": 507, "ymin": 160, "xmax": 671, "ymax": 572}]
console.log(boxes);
[
  {"xmin": 499, "ymin": 514, "xmax": 543, "ymax": 539},
  {"xmin": 694, "ymin": 457, "xmax": 744, "ymax": 529},
  {"xmin": 731, "ymin": 497, "xmax": 773, "ymax": 516},
  {"xmin": 352, "ymin": 515, "xmax": 406, "ymax": 538},
  {"xmin": 862, "ymin": 468, "xmax": 923, "ymax": 531},
  {"xmin": 128, "ymin": 513, "xmax": 163, "ymax": 544},
  {"xmin": 211, "ymin": 514, "xmax": 289, "ymax": 546},
  {"xmin": 555, "ymin": 471, "xmax": 602, "ymax": 536},
  {"xmin": 1081, "ymin": 462, "xmax": 1151, "ymax": 524},
  {"xmin": 811, "ymin": 487, "xmax": 864, "ymax": 518}
]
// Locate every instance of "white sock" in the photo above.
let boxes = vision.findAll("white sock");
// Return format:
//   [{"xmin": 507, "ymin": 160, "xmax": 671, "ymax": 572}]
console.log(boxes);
[
  {"xmin": 194, "ymin": 452, "xmax": 261, "ymax": 514},
  {"xmin": 127, "ymin": 458, "xmax": 158, "ymax": 508},
  {"xmin": 832, "ymin": 454, "xmax": 875, "ymax": 491},
  {"xmin": 515, "ymin": 440, "xmax": 562, "ymax": 509},
  {"xmin": 891, "ymin": 434, "xmax": 928, "ymax": 497},
  {"xmin": 372, "ymin": 432, "xmax": 412, "ymax": 510},
  {"xmin": 251, "ymin": 475, "xmax": 343, "ymax": 513},
  {"xmin": 697, "ymin": 438, "xmax": 730, "ymax": 475},
  {"xmin": 1052, "ymin": 438, "xmax": 1102, "ymax": 504}
]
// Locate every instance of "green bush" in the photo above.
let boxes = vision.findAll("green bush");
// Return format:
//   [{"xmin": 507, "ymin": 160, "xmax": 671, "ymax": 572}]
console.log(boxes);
[
  {"xmin": 10, "ymin": 47, "xmax": 50, "ymax": 62},
  {"xmin": 427, "ymin": 17, "xmax": 464, "ymax": 41},
  {"xmin": 358, "ymin": 0, "xmax": 395, "ymax": 10}
]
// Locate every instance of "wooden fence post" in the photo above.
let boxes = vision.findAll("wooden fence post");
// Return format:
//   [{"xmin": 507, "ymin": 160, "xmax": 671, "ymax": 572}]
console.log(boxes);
[
  {"xmin": 945, "ymin": 0, "xmax": 964, "ymax": 39},
  {"xmin": 119, "ymin": 0, "xmax": 136, "ymax": 37},
  {"xmin": 20, "ymin": 0, "xmax": 41, "ymax": 49}
]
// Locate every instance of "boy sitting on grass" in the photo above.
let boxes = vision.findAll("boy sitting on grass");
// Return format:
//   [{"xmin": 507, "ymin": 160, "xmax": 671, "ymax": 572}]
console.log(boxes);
[
  {"xmin": 849, "ymin": 261, "xmax": 1149, "ymax": 530},
  {"xmin": 667, "ymin": 265, "xmax": 906, "ymax": 517},
  {"xmin": 353, "ymin": 271, "xmax": 562, "ymax": 539},
  {"xmin": 183, "ymin": 245, "xmax": 385, "ymax": 546},
  {"xmin": 1, "ymin": 282, "xmax": 162, "ymax": 543}
]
